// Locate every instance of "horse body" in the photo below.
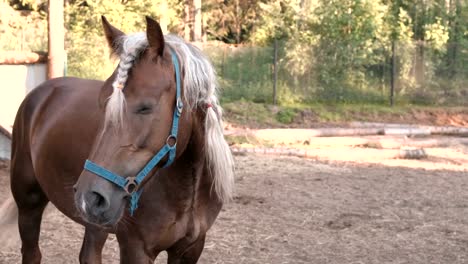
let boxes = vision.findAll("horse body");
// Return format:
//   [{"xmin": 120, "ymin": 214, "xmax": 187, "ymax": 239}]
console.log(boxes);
[
  {"xmin": 4, "ymin": 17, "xmax": 233, "ymax": 264},
  {"xmin": 12, "ymin": 78, "xmax": 102, "ymax": 221}
]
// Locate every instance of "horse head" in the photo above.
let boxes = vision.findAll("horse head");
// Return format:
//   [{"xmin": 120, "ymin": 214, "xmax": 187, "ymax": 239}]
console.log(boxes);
[{"xmin": 73, "ymin": 16, "xmax": 194, "ymax": 227}]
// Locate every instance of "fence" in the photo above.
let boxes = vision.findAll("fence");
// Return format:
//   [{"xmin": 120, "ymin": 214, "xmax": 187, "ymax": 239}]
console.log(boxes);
[
  {"xmin": 202, "ymin": 40, "xmax": 467, "ymax": 106},
  {"xmin": 3, "ymin": 17, "xmax": 466, "ymax": 108}
]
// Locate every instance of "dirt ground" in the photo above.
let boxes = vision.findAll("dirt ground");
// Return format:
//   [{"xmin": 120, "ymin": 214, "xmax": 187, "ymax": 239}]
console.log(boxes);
[{"xmin": 0, "ymin": 141, "xmax": 467, "ymax": 263}]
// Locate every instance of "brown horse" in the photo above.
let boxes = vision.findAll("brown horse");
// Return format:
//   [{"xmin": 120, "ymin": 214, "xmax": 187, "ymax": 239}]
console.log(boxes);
[{"xmin": 0, "ymin": 16, "xmax": 234, "ymax": 263}]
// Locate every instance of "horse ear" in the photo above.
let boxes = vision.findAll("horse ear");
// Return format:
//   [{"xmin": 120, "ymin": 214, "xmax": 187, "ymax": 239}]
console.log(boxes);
[
  {"xmin": 146, "ymin": 16, "xmax": 164, "ymax": 57},
  {"xmin": 101, "ymin": 16, "xmax": 125, "ymax": 56}
]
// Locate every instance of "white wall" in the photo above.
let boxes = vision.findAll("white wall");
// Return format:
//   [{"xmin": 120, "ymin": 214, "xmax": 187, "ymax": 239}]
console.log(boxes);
[
  {"xmin": 0, "ymin": 63, "xmax": 46, "ymax": 133},
  {"xmin": 0, "ymin": 63, "xmax": 46, "ymax": 159},
  {"xmin": 0, "ymin": 134, "xmax": 11, "ymax": 160}
]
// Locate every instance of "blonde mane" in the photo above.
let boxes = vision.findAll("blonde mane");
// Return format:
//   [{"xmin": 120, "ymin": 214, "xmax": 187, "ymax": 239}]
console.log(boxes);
[{"xmin": 105, "ymin": 33, "xmax": 234, "ymax": 202}]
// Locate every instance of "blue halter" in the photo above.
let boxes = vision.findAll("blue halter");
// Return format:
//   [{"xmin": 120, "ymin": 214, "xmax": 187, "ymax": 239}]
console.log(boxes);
[{"xmin": 84, "ymin": 50, "xmax": 183, "ymax": 215}]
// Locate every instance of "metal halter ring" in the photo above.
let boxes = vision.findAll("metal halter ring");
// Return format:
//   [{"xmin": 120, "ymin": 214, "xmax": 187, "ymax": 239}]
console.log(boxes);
[
  {"xmin": 166, "ymin": 135, "xmax": 177, "ymax": 149},
  {"xmin": 124, "ymin": 177, "xmax": 138, "ymax": 194}
]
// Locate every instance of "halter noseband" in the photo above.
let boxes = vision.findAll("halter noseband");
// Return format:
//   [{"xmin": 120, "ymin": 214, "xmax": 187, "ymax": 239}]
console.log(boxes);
[{"xmin": 83, "ymin": 50, "xmax": 183, "ymax": 215}]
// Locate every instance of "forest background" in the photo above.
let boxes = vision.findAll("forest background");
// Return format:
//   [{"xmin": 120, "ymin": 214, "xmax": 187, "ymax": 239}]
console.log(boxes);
[{"xmin": 1, "ymin": 0, "xmax": 467, "ymax": 125}]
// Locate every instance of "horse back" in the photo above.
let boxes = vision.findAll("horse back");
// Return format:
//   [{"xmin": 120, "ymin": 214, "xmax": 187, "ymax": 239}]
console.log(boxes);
[{"xmin": 13, "ymin": 77, "xmax": 103, "ymax": 153}]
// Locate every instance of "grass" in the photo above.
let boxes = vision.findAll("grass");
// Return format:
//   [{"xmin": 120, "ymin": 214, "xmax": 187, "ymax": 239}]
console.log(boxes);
[
  {"xmin": 221, "ymin": 99, "xmax": 278, "ymax": 126},
  {"xmin": 221, "ymin": 100, "xmax": 467, "ymax": 128},
  {"xmin": 225, "ymin": 134, "xmax": 275, "ymax": 148},
  {"xmin": 306, "ymin": 104, "xmax": 407, "ymax": 122}
]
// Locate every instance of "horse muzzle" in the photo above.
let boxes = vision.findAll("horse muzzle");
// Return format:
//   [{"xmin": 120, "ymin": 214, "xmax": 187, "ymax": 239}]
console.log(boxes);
[{"xmin": 73, "ymin": 172, "xmax": 127, "ymax": 227}]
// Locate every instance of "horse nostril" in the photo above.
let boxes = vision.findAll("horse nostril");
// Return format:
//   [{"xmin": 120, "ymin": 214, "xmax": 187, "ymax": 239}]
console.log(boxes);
[
  {"xmin": 85, "ymin": 190, "xmax": 110, "ymax": 214},
  {"xmin": 73, "ymin": 185, "xmax": 77, "ymax": 193},
  {"xmin": 93, "ymin": 191, "xmax": 107, "ymax": 208}
]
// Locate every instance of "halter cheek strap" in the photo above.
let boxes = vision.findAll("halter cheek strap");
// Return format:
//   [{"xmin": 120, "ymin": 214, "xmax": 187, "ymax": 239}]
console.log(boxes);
[{"xmin": 84, "ymin": 50, "xmax": 183, "ymax": 215}]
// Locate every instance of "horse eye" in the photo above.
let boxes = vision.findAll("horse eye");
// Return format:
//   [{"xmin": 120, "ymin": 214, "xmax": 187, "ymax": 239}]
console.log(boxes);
[{"xmin": 135, "ymin": 105, "xmax": 153, "ymax": 115}]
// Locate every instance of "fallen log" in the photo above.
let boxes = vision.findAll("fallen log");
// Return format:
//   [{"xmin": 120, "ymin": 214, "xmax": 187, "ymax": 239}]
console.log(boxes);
[
  {"xmin": 246, "ymin": 126, "xmax": 468, "ymax": 142},
  {"xmin": 230, "ymin": 146, "xmax": 430, "ymax": 160},
  {"xmin": 398, "ymin": 148, "xmax": 428, "ymax": 159},
  {"xmin": 383, "ymin": 128, "xmax": 431, "ymax": 136},
  {"xmin": 349, "ymin": 122, "xmax": 468, "ymax": 136}
]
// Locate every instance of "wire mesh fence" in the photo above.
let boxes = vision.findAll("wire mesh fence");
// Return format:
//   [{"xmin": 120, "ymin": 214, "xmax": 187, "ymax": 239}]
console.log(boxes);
[
  {"xmin": 201, "ymin": 43, "xmax": 276, "ymax": 104},
  {"xmin": 202, "ymin": 40, "xmax": 467, "ymax": 106}
]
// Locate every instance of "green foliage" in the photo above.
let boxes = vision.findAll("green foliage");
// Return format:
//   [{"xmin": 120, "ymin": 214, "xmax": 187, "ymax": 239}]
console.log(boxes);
[
  {"xmin": 222, "ymin": 99, "xmax": 275, "ymax": 125},
  {"xmin": 203, "ymin": 44, "xmax": 275, "ymax": 103},
  {"xmin": 0, "ymin": 1, "xmax": 46, "ymax": 51},
  {"xmin": 310, "ymin": 0, "xmax": 389, "ymax": 102},
  {"xmin": 65, "ymin": 0, "xmax": 182, "ymax": 80},
  {"xmin": 247, "ymin": 0, "xmax": 467, "ymax": 105},
  {"xmin": 425, "ymin": 18, "xmax": 450, "ymax": 50},
  {"xmin": 204, "ymin": 0, "xmax": 261, "ymax": 43},
  {"xmin": 1, "ymin": 0, "xmax": 466, "ymax": 106},
  {"xmin": 222, "ymin": 99, "xmax": 420, "ymax": 127},
  {"xmin": 275, "ymin": 108, "xmax": 297, "ymax": 124},
  {"xmin": 252, "ymin": 0, "xmax": 304, "ymax": 45}
]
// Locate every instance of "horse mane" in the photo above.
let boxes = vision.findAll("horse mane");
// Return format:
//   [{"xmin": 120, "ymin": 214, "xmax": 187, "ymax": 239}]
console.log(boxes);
[{"xmin": 105, "ymin": 33, "xmax": 234, "ymax": 203}]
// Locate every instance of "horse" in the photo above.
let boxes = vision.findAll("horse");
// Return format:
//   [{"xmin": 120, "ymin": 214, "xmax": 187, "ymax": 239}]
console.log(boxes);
[{"xmin": 0, "ymin": 16, "xmax": 234, "ymax": 263}]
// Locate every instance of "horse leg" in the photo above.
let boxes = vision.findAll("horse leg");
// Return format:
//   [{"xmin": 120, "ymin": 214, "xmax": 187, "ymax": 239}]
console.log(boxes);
[
  {"xmin": 79, "ymin": 226, "xmax": 108, "ymax": 264},
  {"xmin": 10, "ymin": 155, "xmax": 49, "ymax": 264},
  {"xmin": 117, "ymin": 236, "xmax": 155, "ymax": 264},
  {"xmin": 167, "ymin": 235, "xmax": 206, "ymax": 264}
]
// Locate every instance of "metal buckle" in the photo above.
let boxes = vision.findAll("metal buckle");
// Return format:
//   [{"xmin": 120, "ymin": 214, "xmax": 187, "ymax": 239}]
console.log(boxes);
[
  {"xmin": 124, "ymin": 177, "xmax": 138, "ymax": 194},
  {"xmin": 176, "ymin": 98, "xmax": 183, "ymax": 116},
  {"xmin": 166, "ymin": 135, "xmax": 177, "ymax": 149}
]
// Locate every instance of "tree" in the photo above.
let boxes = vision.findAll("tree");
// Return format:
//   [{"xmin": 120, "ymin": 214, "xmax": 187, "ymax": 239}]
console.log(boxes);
[
  {"xmin": 64, "ymin": 0, "xmax": 182, "ymax": 79},
  {"xmin": 204, "ymin": 0, "xmax": 262, "ymax": 43}
]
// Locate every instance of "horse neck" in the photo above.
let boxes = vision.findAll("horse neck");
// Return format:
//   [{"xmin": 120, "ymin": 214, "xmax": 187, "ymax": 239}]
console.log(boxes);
[
  {"xmin": 177, "ymin": 110, "xmax": 223, "ymax": 221},
  {"xmin": 149, "ymin": 109, "xmax": 214, "ymax": 209},
  {"xmin": 176, "ymin": 109, "xmax": 212, "ymax": 192}
]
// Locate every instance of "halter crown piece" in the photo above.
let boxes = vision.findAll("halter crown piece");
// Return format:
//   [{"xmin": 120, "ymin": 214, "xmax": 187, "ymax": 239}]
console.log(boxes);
[{"xmin": 84, "ymin": 50, "xmax": 183, "ymax": 215}]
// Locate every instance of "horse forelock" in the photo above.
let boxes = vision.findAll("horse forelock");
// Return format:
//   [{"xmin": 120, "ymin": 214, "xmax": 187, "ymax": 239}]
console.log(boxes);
[
  {"xmin": 104, "ymin": 32, "xmax": 234, "ymax": 202},
  {"xmin": 105, "ymin": 32, "xmax": 147, "ymax": 126}
]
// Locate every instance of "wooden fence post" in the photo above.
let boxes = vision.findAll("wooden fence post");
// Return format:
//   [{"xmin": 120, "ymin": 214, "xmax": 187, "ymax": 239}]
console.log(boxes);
[
  {"xmin": 47, "ymin": 0, "xmax": 64, "ymax": 79},
  {"xmin": 193, "ymin": 0, "xmax": 202, "ymax": 42}
]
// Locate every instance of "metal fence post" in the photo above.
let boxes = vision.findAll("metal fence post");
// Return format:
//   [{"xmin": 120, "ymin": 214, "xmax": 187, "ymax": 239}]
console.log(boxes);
[
  {"xmin": 273, "ymin": 39, "xmax": 278, "ymax": 105},
  {"xmin": 390, "ymin": 40, "xmax": 396, "ymax": 106}
]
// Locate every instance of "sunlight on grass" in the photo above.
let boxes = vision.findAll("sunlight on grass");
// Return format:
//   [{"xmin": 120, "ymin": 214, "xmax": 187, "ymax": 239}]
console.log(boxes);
[{"xmin": 222, "ymin": 100, "xmax": 467, "ymax": 127}]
